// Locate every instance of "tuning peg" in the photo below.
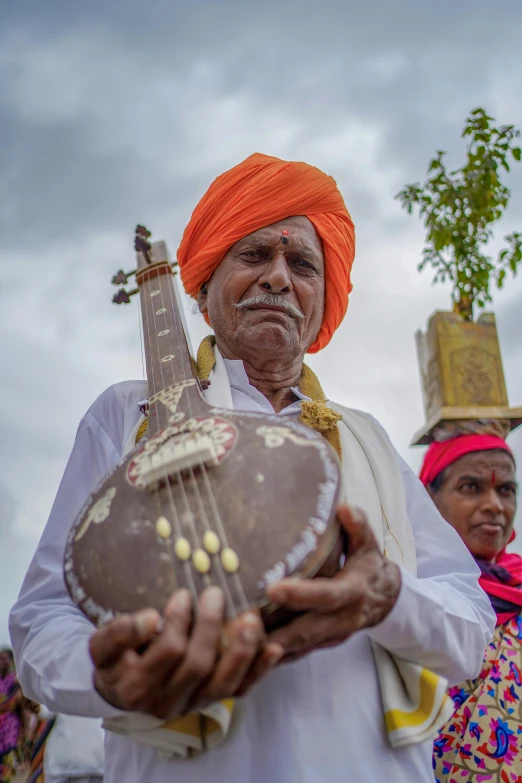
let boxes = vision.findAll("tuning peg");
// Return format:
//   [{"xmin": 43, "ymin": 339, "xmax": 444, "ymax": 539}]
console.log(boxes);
[
  {"xmin": 134, "ymin": 224, "xmax": 152, "ymax": 260},
  {"xmin": 112, "ymin": 287, "xmax": 139, "ymax": 305},
  {"xmin": 134, "ymin": 235, "xmax": 152, "ymax": 256},
  {"xmin": 136, "ymin": 224, "xmax": 151, "ymax": 239},
  {"xmin": 111, "ymin": 269, "xmax": 137, "ymax": 285}
]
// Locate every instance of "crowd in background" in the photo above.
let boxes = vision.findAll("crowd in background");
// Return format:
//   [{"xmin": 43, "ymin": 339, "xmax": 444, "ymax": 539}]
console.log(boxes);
[
  {"xmin": 0, "ymin": 648, "xmax": 39, "ymax": 783},
  {"xmin": 0, "ymin": 650, "xmax": 104, "ymax": 783}
]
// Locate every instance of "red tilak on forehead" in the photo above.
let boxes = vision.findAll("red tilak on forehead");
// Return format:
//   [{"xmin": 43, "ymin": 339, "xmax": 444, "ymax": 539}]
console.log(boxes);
[
  {"xmin": 492, "ymin": 470, "xmax": 496, "ymax": 485},
  {"xmin": 280, "ymin": 230, "xmax": 289, "ymax": 245}
]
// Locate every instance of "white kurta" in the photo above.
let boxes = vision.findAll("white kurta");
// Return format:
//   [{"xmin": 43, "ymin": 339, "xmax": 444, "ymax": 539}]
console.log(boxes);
[
  {"xmin": 44, "ymin": 714, "xmax": 105, "ymax": 779},
  {"xmin": 10, "ymin": 361, "xmax": 495, "ymax": 783}
]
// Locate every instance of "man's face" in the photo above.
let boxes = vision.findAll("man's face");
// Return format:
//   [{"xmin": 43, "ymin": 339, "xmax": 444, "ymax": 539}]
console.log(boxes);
[
  {"xmin": 429, "ymin": 450, "xmax": 518, "ymax": 561},
  {"xmin": 198, "ymin": 216, "xmax": 325, "ymax": 360}
]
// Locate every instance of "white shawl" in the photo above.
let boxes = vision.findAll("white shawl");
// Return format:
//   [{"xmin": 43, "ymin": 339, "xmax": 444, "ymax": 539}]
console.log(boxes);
[{"xmin": 108, "ymin": 351, "xmax": 453, "ymax": 755}]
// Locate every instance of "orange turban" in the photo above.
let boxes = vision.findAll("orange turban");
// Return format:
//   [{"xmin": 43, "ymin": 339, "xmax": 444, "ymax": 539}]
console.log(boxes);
[{"xmin": 177, "ymin": 153, "xmax": 355, "ymax": 353}]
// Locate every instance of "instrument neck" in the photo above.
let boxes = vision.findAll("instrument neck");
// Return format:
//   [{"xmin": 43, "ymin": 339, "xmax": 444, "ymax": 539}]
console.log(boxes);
[{"xmin": 138, "ymin": 256, "xmax": 208, "ymax": 436}]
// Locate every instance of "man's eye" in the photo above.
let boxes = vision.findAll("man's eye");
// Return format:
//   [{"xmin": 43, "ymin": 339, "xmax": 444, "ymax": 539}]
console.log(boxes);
[
  {"xmin": 293, "ymin": 258, "xmax": 314, "ymax": 270},
  {"xmin": 500, "ymin": 486, "xmax": 517, "ymax": 497},
  {"xmin": 460, "ymin": 482, "xmax": 478, "ymax": 492}
]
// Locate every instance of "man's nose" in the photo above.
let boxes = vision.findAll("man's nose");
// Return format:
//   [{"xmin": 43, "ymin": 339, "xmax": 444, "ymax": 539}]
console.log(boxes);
[
  {"xmin": 259, "ymin": 253, "xmax": 292, "ymax": 293},
  {"xmin": 481, "ymin": 487, "xmax": 504, "ymax": 516}
]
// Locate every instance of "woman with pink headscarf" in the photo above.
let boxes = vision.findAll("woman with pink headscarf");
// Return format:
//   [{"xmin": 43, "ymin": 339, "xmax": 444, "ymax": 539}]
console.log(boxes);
[{"xmin": 421, "ymin": 434, "xmax": 521, "ymax": 782}]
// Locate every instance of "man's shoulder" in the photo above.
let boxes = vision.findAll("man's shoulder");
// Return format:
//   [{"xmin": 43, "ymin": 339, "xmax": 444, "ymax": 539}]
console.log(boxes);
[
  {"xmin": 329, "ymin": 401, "xmax": 403, "ymax": 463},
  {"xmin": 88, "ymin": 380, "xmax": 148, "ymax": 419},
  {"xmin": 330, "ymin": 401, "xmax": 417, "ymax": 485},
  {"xmin": 85, "ymin": 380, "xmax": 148, "ymax": 452},
  {"xmin": 328, "ymin": 401, "xmax": 385, "ymax": 434}
]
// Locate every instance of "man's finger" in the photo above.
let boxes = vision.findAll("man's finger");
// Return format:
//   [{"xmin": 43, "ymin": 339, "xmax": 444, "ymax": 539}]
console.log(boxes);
[
  {"xmin": 267, "ymin": 612, "xmax": 346, "ymax": 656},
  {"xmin": 196, "ymin": 613, "xmax": 265, "ymax": 704},
  {"xmin": 90, "ymin": 609, "xmax": 162, "ymax": 669},
  {"xmin": 337, "ymin": 505, "xmax": 378, "ymax": 554},
  {"xmin": 266, "ymin": 568, "xmax": 366, "ymax": 612},
  {"xmin": 160, "ymin": 587, "xmax": 225, "ymax": 715},
  {"xmin": 139, "ymin": 589, "xmax": 193, "ymax": 684},
  {"xmin": 234, "ymin": 643, "xmax": 284, "ymax": 698}
]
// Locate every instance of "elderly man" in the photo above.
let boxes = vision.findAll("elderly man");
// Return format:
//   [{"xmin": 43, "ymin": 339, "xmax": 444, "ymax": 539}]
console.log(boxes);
[{"xmin": 10, "ymin": 153, "xmax": 494, "ymax": 783}]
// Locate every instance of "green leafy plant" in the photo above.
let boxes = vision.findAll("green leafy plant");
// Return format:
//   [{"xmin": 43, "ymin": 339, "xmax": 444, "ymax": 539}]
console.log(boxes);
[{"xmin": 396, "ymin": 108, "xmax": 522, "ymax": 319}]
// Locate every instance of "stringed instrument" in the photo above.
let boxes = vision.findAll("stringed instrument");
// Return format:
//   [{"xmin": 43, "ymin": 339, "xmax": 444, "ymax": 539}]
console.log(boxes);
[{"xmin": 64, "ymin": 226, "xmax": 342, "ymax": 629}]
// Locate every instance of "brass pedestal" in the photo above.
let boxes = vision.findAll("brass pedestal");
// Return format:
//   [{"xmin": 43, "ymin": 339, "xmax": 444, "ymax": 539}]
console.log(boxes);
[{"xmin": 412, "ymin": 310, "xmax": 522, "ymax": 445}]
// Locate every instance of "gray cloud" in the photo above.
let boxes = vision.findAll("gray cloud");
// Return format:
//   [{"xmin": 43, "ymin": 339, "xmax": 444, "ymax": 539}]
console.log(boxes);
[{"xmin": 1, "ymin": 0, "xmax": 522, "ymax": 642}]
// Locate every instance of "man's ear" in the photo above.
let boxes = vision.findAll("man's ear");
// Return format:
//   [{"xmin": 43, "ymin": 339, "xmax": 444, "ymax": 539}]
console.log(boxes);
[{"xmin": 197, "ymin": 284, "xmax": 208, "ymax": 315}]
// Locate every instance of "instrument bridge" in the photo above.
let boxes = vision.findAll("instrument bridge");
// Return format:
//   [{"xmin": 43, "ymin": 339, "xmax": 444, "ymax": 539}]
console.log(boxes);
[
  {"xmin": 126, "ymin": 416, "xmax": 238, "ymax": 490},
  {"xmin": 138, "ymin": 431, "xmax": 219, "ymax": 487}
]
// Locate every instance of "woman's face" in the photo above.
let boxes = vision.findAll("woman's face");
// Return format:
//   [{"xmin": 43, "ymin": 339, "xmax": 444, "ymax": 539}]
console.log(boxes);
[
  {"xmin": 429, "ymin": 450, "xmax": 518, "ymax": 561},
  {"xmin": 0, "ymin": 650, "xmax": 12, "ymax": 676}
]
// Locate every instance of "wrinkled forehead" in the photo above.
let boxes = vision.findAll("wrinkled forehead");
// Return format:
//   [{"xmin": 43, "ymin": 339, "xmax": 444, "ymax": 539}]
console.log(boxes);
[
  {"xmin": 448, "ymin": 449, "xmax": 516, "ymax": 481},
  {"xmin": 237, "ymin": 216, "xmax": 323, "ymax": 258}
]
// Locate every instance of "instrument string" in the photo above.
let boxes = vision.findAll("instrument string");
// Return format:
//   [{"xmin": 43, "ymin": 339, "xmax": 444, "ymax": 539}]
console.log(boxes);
[
  {"xmin": 137, "ymin": 248, "xmax": 248, "ymax": 618},
  {"xmin": 197, "ymin": 461, "xmax": 250, "ymax": 614},
  {"xmin": 163, "ymin": 265, "xmax": 242, "ymax": 615},
  {"xmin": 162, "ymin": 271, "xmax": 220, "ymax": 596},
  {"xmin": 155, "ymin": 263, "xmax": 202, "ymax": 602},
  {"xmin": 187, "ymin": 466, "xmax": 236, "ymax": 614},
  {"xmin": 140, "ymin": 264, "xmax": 182, "ymax": 595},
  {"xmin": 164, "ymin": 268, "xmax": 247, "ymax": 616},
  {"xmin": 136, "ymin": 291, "xmax": 146, "ymax": 382}
]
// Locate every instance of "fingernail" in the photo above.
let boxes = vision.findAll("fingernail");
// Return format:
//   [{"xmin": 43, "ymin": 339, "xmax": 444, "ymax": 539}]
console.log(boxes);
[
  {"xmin": 266, "ymin": 585, "xmax": 287, "ymax": 602},
  {"xmin": 135, "ymin": 609, "xmax": 161, "ymax": 639},
  {"xmin": 220, "ymin": 629, "xmax": 231, "ymax": 651},
  {"xmin": 267, "ymin": 577, "xmax": 299, "ymax": 600},
  {"xmin": 170, "ymin": 588, "xmax": 192, "ymax": 613},
  {"xmin": 268, "ymin": 644, "xmax": 284, "ymax": 665},
  {"xmin": 240, "ymin": 613, "xmax": 261, "ymax": 643},
  {"xmin": 201, "ymin": 586, "xmax": 225, "ymax": 613},
  {"xmin": 351, "ymin": 506, "xmax": 365, "ymax": 523}
]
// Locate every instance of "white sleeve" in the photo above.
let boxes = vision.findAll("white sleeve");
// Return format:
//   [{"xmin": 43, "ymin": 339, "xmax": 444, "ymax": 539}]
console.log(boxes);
[
  {"xmin": 9, "ymin": 409, "xmax": 126, "ymax": 718},
  {"xmin": 367, "ymin": 455, "xmax": 496, "ymax": 685}
]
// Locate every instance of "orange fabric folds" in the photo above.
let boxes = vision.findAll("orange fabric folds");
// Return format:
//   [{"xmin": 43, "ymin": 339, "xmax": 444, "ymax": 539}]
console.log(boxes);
[{"xmin": 177, "ymin": 153, "xmax": 355, "ymax": 353}]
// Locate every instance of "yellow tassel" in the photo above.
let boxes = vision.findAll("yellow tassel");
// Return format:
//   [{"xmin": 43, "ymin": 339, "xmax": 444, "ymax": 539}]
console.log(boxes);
[
  {"xmin": 137, "ymin": 335, "xmax": 342, "ymax": 461},
  {"xmin": 299, "ymin": 400, "xmax": 343, "ymax": 432},
  {"xmin": 135, "ymin": 417, "xmax": 149, "ymax": 444},
  {"xmin": 196, "ymin": 335, "xmax": 217, "ymax": 381},
  {"xmin": 299, "ymin": 400, "xmax": 342, "ymax": 460}
]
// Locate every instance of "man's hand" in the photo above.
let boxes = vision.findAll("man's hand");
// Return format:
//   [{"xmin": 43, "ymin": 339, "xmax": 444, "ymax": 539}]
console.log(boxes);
[
  {"xmin": 263, "ymin": 505, "xmax": 401, "ymax": 664},
  {"xmin": 90, "ymin": 587, "xmax": 283, "ymax": 719}
]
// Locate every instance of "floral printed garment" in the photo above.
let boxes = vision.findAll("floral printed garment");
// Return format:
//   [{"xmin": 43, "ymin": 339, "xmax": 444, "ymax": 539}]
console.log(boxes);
[
  {"xmin": 0, "ymin": 672, "xmax": 22, "ymax": 783},
  {"xmin": 434, "ymin": 614, "xmax": 522, "ymax": 783}
]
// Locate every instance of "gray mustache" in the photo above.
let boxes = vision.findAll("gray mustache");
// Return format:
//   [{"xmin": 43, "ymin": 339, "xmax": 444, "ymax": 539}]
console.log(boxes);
[{"xmin": 233, "ymin": 294, "xmax": 304, "ymax": 319}]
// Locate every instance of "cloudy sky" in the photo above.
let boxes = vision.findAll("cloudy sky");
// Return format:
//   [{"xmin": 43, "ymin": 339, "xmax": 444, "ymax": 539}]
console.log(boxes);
[{"xmin": 2, "ymin": 0, "xmax": 522, "ymax": 645}]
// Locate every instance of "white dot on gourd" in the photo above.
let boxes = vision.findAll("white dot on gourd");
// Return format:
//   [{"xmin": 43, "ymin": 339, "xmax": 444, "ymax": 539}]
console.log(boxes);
[
  {"xmin": 193, "ymin": 549, "xmax": 211, "ymax": 574},
  {"xmin": 175, "ymin": 537, "xmax": 191, "ymax": 561},
  {"xmin": 203, "ymin": 531, "xmax": 220, "ymax": 554},
  {"xmin": 221, "ymin": 548, "xmax": 239, "ymax": 574}
]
